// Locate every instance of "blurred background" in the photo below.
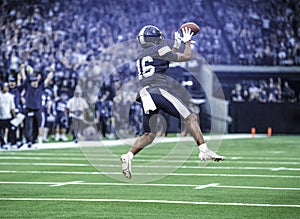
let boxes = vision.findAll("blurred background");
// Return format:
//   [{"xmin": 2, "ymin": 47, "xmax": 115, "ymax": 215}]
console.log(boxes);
[{"xmin": 1, "ymin": 0, "xmax": 299, "ymax": 143}]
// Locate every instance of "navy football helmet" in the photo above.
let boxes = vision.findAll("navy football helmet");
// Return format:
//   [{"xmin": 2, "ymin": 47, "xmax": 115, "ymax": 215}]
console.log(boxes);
[{"xmin": 137, "ymin": 25, "xmax": 164, "ymax": 48}]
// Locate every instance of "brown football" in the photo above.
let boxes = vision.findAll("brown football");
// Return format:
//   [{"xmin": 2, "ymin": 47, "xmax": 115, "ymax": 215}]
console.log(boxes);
[{"xmin": 180, "ymin": 22, "xmax": 200, "ymax": 35}]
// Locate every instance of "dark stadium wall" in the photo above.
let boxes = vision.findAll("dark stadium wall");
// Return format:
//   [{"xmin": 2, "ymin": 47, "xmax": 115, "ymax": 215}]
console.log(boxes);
[{"xmin": 229, "ymin": 102, "xmax": 300, "ymax": 134}]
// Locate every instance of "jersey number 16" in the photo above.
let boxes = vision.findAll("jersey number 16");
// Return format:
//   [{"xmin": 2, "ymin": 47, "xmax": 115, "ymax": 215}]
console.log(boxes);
[{"xmin": 136, "ymin": 56, "xmax": 155, "ymax": 80}]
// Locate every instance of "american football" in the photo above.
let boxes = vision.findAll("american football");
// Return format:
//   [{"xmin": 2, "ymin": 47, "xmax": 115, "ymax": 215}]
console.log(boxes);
[{"xmin": 180, "ymin": 22, "xmax": 200, "ymax": 35}]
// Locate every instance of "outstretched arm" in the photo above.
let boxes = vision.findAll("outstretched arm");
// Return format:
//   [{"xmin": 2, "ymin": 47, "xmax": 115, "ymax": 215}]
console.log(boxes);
[
  {"xmin": 44, "ymin": 64, "xmax": 54, "ymax": 86},
  {"xmin": 172, "ymin": 27, "xmax": 194, "ymax": 62},
  {"xmin": 20, "ymin": 64, "xmax": 26, "ymax": 80},
  {"xmin": 20, "ymin": 63, "xmax": 34, "ymax": 81},
  {"xmin": 175, "ymin": 41, "xmax": 192, "ymax": 62}
]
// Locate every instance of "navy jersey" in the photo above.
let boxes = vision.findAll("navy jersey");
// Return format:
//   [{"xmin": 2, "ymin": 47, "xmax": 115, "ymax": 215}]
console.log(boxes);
[
  {"xmin": 136, "ymin": 43, "xmax": 178, "ymax": 90},
  {"xmin": 24, "ymin": 80, "xmax": 45, "ymax": 110},
  {"xmin": 55, "ymin": 99, "xmax": 67, "ymax": 116},
  {"xmin": 95, "ymin": 100, "xmax": 112, "ymax": 118}
]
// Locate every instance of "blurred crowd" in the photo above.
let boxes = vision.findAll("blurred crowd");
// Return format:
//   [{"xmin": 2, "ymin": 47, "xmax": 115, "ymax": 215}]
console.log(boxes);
[
  {"xmin": 1, "ymin": 0, "xmax": 299, "ymax": 81},
  {"xmin": 213, "ymin": 0, "xmax": 300, "ymax": 65},
  {"xmin": 0, "ymin": 64, "xmax": 146, "ymax": 150},
  {"xmin": 0, "ymin": 0, "xmax": 300, "ymax": 149},
  {"xmin": 231, "ymin": 77, "xmax": 298, "ymax": 103}
]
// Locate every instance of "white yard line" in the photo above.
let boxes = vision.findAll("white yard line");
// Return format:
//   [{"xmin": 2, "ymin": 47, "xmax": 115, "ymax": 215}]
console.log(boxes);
[
  {"xmin": 49, "ymin": 181, "xmax": 84, "ymax": 187},
  {"xmin": 0, "ymin": 197, "xmax": 298, "ymax": 208},
  {"xmin": 1, "ymin": 156, "xmax": 300, "ymax": 165},
  {"xmin": 194, "ymin": 183, "xmax": 220, "ymax": 189},
  {"xmin": 0, "ymin": 170, "xmax": 299, "ymax": 178},
  {"xmin": 0, "ymin": 162, "xmax": 299, "ymax": 171},
  {"xmin": 0, "ymin": 156, "xmax": 86, "ymax": 161},
  {"xmin": 0, "ymin": 162, "xmax": 91, "ymax": 167},
  {"xmin": 1, "ymin": 181, "xmax": 300, "ymax": 191},
  {"xmin": 1, "ymin": 151, "xmax": 300, "ymax": 162},
  {"xmin": 215, "ymin": 185, "xmax": 300, "ymax": 191}
]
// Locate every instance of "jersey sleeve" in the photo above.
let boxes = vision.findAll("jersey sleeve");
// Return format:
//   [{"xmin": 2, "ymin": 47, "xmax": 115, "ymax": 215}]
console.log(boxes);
[{"xmin": 157, "ymin": 46, "xmax": 178, "ymax": 62}]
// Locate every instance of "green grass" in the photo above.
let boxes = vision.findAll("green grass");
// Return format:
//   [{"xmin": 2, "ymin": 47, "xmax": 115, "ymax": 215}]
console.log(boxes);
[{"xmin": 0, "ymin": 135, "xmax": 299, "ymax": 218}]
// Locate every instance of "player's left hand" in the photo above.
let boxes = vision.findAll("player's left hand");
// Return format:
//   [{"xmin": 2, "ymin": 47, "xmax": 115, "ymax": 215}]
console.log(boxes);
[
  {"xmin": 181, "ymin": 27, "xmax": 194, "ymax": 43},
  {"xmin": 173, "ymin": 31, "xmax": 181, "ymax": 49}
]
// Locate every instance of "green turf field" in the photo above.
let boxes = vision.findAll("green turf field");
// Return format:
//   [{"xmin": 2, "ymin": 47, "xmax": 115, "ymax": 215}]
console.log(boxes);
[{"xmin": 0, "ymin": 135, "xmax": 299, "ymax": 218}]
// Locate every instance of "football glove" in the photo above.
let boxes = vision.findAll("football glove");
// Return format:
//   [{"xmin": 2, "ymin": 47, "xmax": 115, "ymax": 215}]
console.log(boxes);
[
  {"xmin": 181, "ymin": 27, "xmax": 194, "ymax": 43},
  {"xmin": 173, "ymin": 31, "xmax": 181, "ymax": 49}
]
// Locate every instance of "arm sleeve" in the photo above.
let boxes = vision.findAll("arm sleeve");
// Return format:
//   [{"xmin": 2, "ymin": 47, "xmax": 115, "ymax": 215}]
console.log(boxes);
[
  {"xmin": 17, "ymin": 79, "xmax": 29, "ymax": 91},
  {"xmin": 39, "ymin": 82, "xmax": 45, "ymax": 90},
  {"xmin": 158, "ymin": 46, "xmax": 178, "ymax": 62}
]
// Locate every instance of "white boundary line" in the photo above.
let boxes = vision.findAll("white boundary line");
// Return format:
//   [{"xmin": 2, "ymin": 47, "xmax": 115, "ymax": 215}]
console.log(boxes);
[
  {"xmin": 0, "ymin": 170, "xmax": 299, "ymax": 178},
  {"xmin": 0, "ymin": 134, "xmax": 268, "ymax": 151},
  {"xmin": 1, "ymin": 156, "xmax": 300, "ymax": 165},
  {"xmin": 1, "ymin": 181, "xmax": 299, "ymax": 191},
  {"xmin": 0, "ymin": 162, "xmax": 299, "ymax": 171},
  {"xmin": 0, "ymin": 197, "xmax": 298, "ymax": 208}
]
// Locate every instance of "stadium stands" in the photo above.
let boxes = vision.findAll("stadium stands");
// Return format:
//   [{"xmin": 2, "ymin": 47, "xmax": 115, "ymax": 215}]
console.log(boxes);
[
  {"xmin": 1, "ymin": 0, "xmax": 299, "ymax": 78},
  {"xmin": 0, "ymin": 0, "xmax": 299, "ymax": 143}
]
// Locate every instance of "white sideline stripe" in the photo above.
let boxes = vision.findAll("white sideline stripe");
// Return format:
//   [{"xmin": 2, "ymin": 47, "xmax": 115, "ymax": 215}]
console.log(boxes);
[
  {"xmin": 0, "ymin": 197, "xmax": 299, "ymax": 208},
  {"xmin": 0, "ymin": 162, "xmax": 300, "ymax": 171},
  {"xmin": 0, "ymin": 134, "xmax": 267, "ymax": 150},
  {"xmin": 1, "ymin": 181, "xmax": 300, "ymax": 191},
  {"xmin": 1, "ymin": 156, "xmax": 300, "ymax": 165},
  {"xmin": 0, "ymin": 170, "xmax": 299, "ymax": 178}
]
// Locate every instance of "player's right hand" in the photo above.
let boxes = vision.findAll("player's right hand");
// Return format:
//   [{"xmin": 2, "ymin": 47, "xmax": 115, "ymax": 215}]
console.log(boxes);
[
  {"xmin": 173, "ymin": 31, "xmax": 181, "ymax": 49},
  {"xmin": 181, "ymin": 27, "xmax": 194, "ymax": 43}
]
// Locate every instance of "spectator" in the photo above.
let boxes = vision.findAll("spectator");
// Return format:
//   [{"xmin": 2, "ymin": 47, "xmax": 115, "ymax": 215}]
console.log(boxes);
[
  {"xmin": 294, "ymin": 43, "xmax": 300, "ymax": 65},
  {"xmin": 248, "ymin": 81, "xmax": 260, "ymax": 102},
  {"xmin": 259, "ymin": 89, "xmax": 268, "ymax": 103},
  {"xmin": 95, "ymin": 90, "xmax": 112, "ymax": 139},
  {"xmin": 43, "ymin": 93, "xmax": 56, "ymax": 142},
  {"xmin": 0, "ymin": 82, "xmax": 16, "ymax": 149},
  {"xmin": 66, "ymin": 88, "xmax": 89, "ymax": 142},
  {"xmin": 19, "ymin": 64, "xmax": 54, "ymax": 148},
  {"xmin": 7, "ymin": 75, "xmax": 24, "ymax": 147},
  {"xmin": 231, "ymin": 83, "xmax": 245, "ymax": 102},
  {"xmin": 129, "ymin": 101, "xmax": 143, "ymax": 137},
  {"xmin": 267, "ymin": 78, "xmax": 279, "ymax": 103},
  {"xmin": 54, "ymin": 92, "xmax": 69, "ymax": 141},
  {"xmin": 282, "ymin": 81, "xmax": 297, "ymax": 103}
]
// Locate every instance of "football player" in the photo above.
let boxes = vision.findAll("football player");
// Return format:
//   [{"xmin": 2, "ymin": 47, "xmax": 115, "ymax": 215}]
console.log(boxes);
[{"xmin": 120, "ymin": 25, "xmax": 224, "ymax": 179}]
